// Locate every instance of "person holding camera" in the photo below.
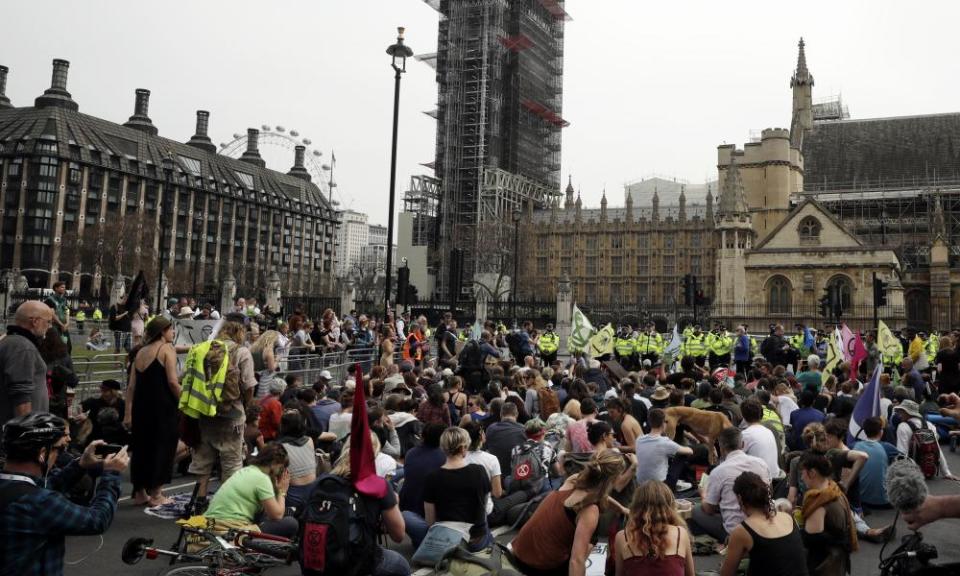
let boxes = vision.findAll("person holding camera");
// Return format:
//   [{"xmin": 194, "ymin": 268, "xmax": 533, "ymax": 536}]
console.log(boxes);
[{"xmin": 0, "ymin": 412, "xmax": 129, "ymax": 575}]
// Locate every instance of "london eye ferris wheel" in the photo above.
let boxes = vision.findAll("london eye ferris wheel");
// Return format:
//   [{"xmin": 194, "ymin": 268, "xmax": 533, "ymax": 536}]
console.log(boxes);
[{"xmin": 218, "ymin": 125, "xmax": 345, "ymax": 210}]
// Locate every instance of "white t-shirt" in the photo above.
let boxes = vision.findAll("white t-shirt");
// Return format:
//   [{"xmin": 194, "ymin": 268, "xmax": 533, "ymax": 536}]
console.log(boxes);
[
  {"xmin": 896, "ymin": 417, "xmax": 952, "ymax": 476},
  {"xmin": 741, "ymin": 424, "xmax": 782, "ymax": 479},
  {"xmin": 775, "ymin": 395, "xmax": 799, "ymax": 426},
  {"xmin": 328, "ymin": 412, "xmax": 352, "ymax": 440},
  {"xmin": 466, "ymin": 450, "xmax": 501, "ymax": 515},
  {"xmin": 376, "ymin": 452, "xmax": 398, "ymax": 479}
]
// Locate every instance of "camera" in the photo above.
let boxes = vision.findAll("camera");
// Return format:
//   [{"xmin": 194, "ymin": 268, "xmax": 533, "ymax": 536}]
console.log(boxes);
[{"xmin": 94, "ymin": 443, "xmax": 123, "ymax": 457}]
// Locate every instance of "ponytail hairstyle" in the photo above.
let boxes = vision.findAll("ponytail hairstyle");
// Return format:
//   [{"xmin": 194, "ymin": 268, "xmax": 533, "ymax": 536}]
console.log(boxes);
[
  {"xmin": 571, "ymin": 448, "xmax": 625, "ymax": 511},
  {"xmin": 733, "ymin": 471, "xmax": 775, "ymax": 519}
]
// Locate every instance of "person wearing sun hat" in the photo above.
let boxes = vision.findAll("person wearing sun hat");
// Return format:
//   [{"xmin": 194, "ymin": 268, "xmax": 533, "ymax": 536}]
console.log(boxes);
[
  {"xmin": 893, "ymin": 399, "xmax": 957, "ymax": 480},
  {"xmin": 651, "ymin": 385, "xmax": 671, "ymax": 409}
]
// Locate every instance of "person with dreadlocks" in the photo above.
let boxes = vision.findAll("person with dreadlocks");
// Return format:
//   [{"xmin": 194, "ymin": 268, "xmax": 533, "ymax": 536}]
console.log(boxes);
[{"xmin": 0, "ymin": 412, "xmax": 129, "ymax": 575}]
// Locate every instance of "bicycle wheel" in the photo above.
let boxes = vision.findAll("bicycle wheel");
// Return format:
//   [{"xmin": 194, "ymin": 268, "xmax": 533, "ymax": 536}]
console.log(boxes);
[{"xmin": 158, "ymin": 564, "xmax": 217, "ymax": 576}]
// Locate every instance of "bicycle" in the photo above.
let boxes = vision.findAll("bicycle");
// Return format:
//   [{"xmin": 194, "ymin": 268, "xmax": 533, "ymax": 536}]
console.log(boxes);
[
  {"xmin": 879, "ymin": 530, "xmax": 960, "ymax": 576},
  {"xmin": 121, "ymin": 525, "xmax": 296, "ymax": 575}
]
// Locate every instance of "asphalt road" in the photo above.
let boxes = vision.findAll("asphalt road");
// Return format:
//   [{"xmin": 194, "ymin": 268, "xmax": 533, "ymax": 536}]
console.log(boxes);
[{"xmin": 66, "ymin": 451, "xmax": 960, "ymax": 576}]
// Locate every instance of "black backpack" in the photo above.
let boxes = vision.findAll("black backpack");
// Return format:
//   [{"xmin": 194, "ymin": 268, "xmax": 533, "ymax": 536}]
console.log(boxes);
[
  {"xmin": 299, "ymin": 474, "xmax": 379, "ymax": 576},
  {"xmin": 458, "ymin": 340, "xmax": 483, "ymax": 373}
]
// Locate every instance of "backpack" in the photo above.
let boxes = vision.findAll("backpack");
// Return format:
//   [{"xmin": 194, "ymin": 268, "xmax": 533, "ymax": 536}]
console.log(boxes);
[
  {"xmin": 212, "ymin": 341, "xmax": 242, "ymax": 416},
  {"xmin": 906, "ymin": 420, "xmax": 940, "ymax": 479},
  {"xmin": 510, "ymin": 439, "xmax": 547, "ymax": 493},
  {"xmin": 396, "ymin": 419, "xmax": 423, "ymax": 457},
  {"xmin": 299, "ymin": 474, "xmax": 379, "ymax": 576},
  {"xmin": 536, "ymin": 387, "xmax": 560, "ymax": 418},
  {"xmin": 458, "ymin": 340, "xmax": 483, "ymax": 373}
]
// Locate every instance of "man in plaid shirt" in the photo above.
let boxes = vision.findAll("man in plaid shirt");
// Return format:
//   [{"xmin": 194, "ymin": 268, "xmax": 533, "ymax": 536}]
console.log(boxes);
[{"xmin": 0, "ymin": 412, "xmax": 129, "ymax": 575}]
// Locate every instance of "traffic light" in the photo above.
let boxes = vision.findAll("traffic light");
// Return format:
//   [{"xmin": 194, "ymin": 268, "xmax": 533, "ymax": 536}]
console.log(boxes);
[
  {"xmin": 397, "ymin": 265, "xmax": 410, "ymax": 307},
  {"xmin": 681, "ymin": 274, "xmax": 694, "ymax": 306},
  {"xmin": 873, "ymin": 276, "xmax": 888, "ymax": 306},
  {"xmin": 819, "ymin": 292, "xmax": 831, "ymax": 318}
]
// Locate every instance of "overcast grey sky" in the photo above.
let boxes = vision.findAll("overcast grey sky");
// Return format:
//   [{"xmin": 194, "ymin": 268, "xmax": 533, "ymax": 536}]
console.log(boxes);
[{"xmin": 3, "ymin": 1, "xmax": 959, "ymax": 228}]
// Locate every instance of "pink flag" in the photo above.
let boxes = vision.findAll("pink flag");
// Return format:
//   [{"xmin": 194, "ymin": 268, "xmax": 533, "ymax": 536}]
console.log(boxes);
[
  {"xmin": 840, "ymin": 324, "xmax": 855, "ymax": 362},
  {"xmin": 851, "ymin": 331, "xmax": 868, "ymax": 377}
]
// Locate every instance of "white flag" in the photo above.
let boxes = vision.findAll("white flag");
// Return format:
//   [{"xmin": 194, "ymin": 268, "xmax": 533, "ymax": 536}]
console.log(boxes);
[
  {"xmin": 568, "ymin": 304, "xmax": 595, "ymax": 351},
  {"xmin": 662, "ymin": 324, "xmax": 682, "ymax": 364}
]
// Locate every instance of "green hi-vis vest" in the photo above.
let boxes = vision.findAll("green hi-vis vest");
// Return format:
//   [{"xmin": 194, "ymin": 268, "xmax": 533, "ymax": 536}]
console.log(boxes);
[
  {"xmin": 539, "ymin": 332, "xmax": 559, "ymax": 354},
  {"xmin": 615, "ymin": 336, "xmax": 635, "ymax": 356},
  {"xmin": 179, "ymin": 340, "xmax": 230, "ymax": 419}
]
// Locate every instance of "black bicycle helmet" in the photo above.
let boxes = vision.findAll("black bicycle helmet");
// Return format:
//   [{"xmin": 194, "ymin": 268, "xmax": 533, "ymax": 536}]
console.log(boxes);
[{"xmin": 2, "ymin": 412, "xmax": 67, "ymax": 454}]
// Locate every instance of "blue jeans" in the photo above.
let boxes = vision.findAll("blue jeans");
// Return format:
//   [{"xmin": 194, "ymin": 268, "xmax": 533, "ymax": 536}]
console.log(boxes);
[
  {"xmin": 925, "ymin": 415, "xmax": 958, "ymax": 439},
  {"xmin": 376, "ymin": 547, "xmax": 411, "ymax": 576},
  {"xmin": 402, "ymin": 511, "xmax": 491, "ymax": 553},
  {"xmin": 402, "ymin": 510, "xmax": 429, "ymax": 549}
]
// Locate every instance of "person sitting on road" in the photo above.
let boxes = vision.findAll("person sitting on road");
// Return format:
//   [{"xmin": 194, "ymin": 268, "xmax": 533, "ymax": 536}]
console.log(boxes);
[
  {"xmin": 614, "ymin": 480, "xmax": 697, "ymax": 576},
  {"xmin": 277, "ymin": 410, "xmax": 317, "ymax": 512},
  {"xmin": 510, "ymin": 449, "xmax": 626, "ymax": 576},
  {"xmin": 422, "ymin": 427, "xmax": 492, "ymax": 552},
  {"xmin": 720, "ymin": 471, "xmax": 809, "ymax": 576},
  {"xmin": 0, "ymin": 412, "xmax": 129, "ymax": 575},
  {"xmin": 203, "ymin": 443, "xmax": 298, "ymax": 538}
]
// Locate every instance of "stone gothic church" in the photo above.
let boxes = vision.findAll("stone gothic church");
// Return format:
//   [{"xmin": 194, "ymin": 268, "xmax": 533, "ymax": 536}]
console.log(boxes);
[{"xmin": 521, "ymin": 37, "xmax": 960, "ymax": 331}]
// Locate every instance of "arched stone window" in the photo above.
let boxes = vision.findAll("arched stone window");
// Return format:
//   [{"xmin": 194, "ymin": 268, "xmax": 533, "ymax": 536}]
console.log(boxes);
[
  {"xmin": 767, "ymin": 275, "xmax": 792, "ymax": 314},
  {"xmin": 798, "ymin": 216, "xmax": 821, "ymax": 244},
  {"xmin": 826, "ymin": 275, "xmax": 854, "ymax": 312}
]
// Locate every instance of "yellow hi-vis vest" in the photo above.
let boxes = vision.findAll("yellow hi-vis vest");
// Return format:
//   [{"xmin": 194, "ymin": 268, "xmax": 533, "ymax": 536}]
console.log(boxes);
[
  {"xmin": 179, "ymin": 340, "xmax": 229, "ymax": 419},
  {"xmin": 615, "ymin": 336, "xmax": 635, "ymax": 356},
  {"xmin": 92, "ymin": 308, "xmax": 103, "ymax": 320},
  {"xmin": 683, "ymin": 334, "xmax": 707, "ymax": 357},
  {"xmin": 926, "ymin": 335, "xmax": 939, "ymax": 365},
  {"xmin": 635, "ymin": 333, "xmax": 663, "ymax": 355},
  {"xmin": 75, "ymin": 311, "xmax": 87, "ymax": 322},
  {"xmin": 539, "ymin": 332, "xmax": 559, "ymax": 354}
]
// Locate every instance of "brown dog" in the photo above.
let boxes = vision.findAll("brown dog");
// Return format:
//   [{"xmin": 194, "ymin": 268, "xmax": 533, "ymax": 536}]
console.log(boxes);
[{"xmin": 663, "ymin": 406, "xmax": 732, "ymax": 464}]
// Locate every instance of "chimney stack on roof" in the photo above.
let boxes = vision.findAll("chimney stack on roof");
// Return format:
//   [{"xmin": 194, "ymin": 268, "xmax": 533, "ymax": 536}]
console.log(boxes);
[
  {"xmin": 123, "ymin": 88, "xmax": 158, "ymax": 135},
  {"xmin": 287, "ymin": 145, "xmax": 312, "ymax": 182},
  {"xmin": 239, "ymin": 128, "xmax": 266, "ymax": 168},
  {"xmin": 35, "ymin": 59, "xmax": 78, "ymax": 111},
  {"xmin": 187, "ymin": 110, "xmax": 216, "ymax": 154},
  {"xmin": 0, "ymin": 65, "xmax": 11, "ymax": 109}
]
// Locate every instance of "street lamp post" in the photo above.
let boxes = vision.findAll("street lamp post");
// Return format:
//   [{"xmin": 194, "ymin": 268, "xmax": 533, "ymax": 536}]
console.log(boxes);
[
  {"xmin": 384, "ymin": 27, "xmax": 413, "ymax": 322},
  {"xmin": 156, "ymin": 156, "xmax": 174, "ymax": 313},
  {"xmin": 512, "ymin": 210, "xmax": 521, "ymax": 326}
]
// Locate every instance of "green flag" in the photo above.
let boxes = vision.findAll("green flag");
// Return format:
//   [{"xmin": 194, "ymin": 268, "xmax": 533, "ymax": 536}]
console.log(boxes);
[
  {"xmin": 569, "ymin": 304, "xmax": 595, "ymax": 352},
  {"xmin": 588, "ymin": 323, "xmax": 616, "ymax": 358}
]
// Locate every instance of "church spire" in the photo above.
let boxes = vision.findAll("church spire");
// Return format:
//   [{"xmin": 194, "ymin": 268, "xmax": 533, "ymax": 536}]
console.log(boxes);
[
  {"xmin": 564, "ymin": 174, "xmax": 575, "ymax": 209},
  {"xmin": 678, "ymin": 185, "xmax": 687, "ymax": 222},
  {"xmin": 625, "ymin": 186, "xmax": 633, "ymax": 221},
  {"xmin": 651, "ymin": 187, "xmax": 660, "ymax": 222},
  {"xmin": 791, "ymin": 37, "xmax": 814, "ymax": 150},
  {"xmin": 793, "ymin": 37, "xmax": 811, "ymax": 85},
  {"xmin": 933, "ymin": 191, "xmax": 948, "ymax": 243},
  {"xmin": 718, "ymin": 156, "xmax": 749, "ymax": 216}
]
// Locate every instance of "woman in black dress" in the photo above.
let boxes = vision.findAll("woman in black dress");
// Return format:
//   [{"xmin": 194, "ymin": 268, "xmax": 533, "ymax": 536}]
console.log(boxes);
[{"xmin": 123, "ymin": 316, "xmax": 181, "ymax": 506}]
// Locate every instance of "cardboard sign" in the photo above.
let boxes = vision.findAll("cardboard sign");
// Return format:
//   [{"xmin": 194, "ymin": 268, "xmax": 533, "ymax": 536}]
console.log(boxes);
[{"xmin": 173, "ymin": 318, "xmax": 222, "ymax": 347}]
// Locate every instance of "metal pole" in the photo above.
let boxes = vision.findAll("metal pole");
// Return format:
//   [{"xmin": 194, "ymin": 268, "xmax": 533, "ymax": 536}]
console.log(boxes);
[
  {"xmin": 872, "ymin": 272, "xmax": 879, "ymax": 329},
  {"xmin": 512, "ymin": 218, "xmax": 519, "ymax": 325},
  {"xmin": 384, "ymin": 65, "xmax": 402, "ymax": 321},
  {"xmin": 693, "ymin": 275, "xmax": 698, "ymax": 326},
  {"xmin": 155, "ymin": 182, "xmax": 167, "ymax": 313}
]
